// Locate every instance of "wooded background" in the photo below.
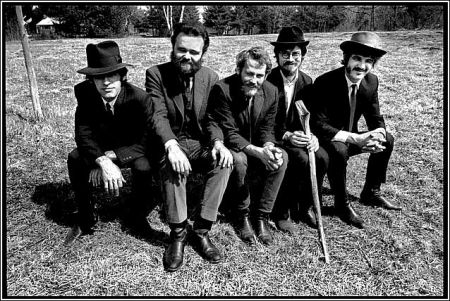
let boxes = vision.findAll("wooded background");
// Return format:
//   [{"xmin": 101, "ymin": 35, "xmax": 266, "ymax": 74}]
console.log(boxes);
[{"xmin": 3, "ymin": 4, "xmax": 444, "ymax": 40}]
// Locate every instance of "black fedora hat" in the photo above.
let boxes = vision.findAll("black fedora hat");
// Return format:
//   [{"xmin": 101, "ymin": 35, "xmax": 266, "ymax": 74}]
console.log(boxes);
[
  {"xmin": 270, "ymin": 26, "xmax": 309, "ymax": 47},
  {"xmin": 340, "ymin": 32, "xmax": 387, "ymax": 57},
  {"xmin": 77, "ymin": 40, "xmax": 132, "ymax": 76}
]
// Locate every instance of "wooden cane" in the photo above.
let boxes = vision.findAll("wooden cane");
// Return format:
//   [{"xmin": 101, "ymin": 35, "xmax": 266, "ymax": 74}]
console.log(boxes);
[{"xmin": 295, "ymin": 100, "xmax": 330, "ymax": 263}]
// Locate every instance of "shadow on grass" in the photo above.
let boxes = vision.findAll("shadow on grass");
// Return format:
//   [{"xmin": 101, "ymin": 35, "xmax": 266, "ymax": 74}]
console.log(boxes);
[{"xmin": 31, "ymin": 181, "xmax": 169, "ymax": 245}]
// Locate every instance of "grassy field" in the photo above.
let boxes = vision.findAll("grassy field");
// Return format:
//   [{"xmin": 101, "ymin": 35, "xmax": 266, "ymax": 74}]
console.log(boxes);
[{"xmin": 3, "ymin": 30, "xmax": 445, "ymax": 297}]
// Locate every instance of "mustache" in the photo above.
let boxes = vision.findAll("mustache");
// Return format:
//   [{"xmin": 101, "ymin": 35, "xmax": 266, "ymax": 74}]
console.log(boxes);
[{"xmin": 352, "ymin": 67, "xmax": 367, "ymax": 72}]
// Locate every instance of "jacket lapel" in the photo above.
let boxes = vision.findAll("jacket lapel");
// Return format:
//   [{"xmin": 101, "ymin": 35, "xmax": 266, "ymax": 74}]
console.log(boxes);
[
  {"xmin": 172, "ymin": 76, "xmax": 185, "ymax": 117},
  {"xmin": 252, "ymin": 88, "xmax": 264, "ymax": 129},
  {"xmin": 194, "ymin": 69, "xmax": 206, "ymax": 118}
]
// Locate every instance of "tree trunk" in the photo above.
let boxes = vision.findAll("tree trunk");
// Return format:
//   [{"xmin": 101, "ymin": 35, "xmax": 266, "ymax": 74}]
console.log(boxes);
[
  {"xmin": 179, "ymin": 5, "xmax": 185, "ymax": 23},
  {"xmin": 15, "ymin": 5, "xmax": 43, "ymax": 120}
]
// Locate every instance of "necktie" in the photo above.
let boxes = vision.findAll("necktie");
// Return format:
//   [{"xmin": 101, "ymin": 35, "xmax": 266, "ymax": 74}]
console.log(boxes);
[
  {"xmin": 247, "ymin": 96, "xmax": 253, "ymax": 142},
  {"xmin": 105, "ymin": 102, "xmax": 113, "ymax": 118},
  {"xmin": 348, "ymin": 84, "xmax": 357, "ymax": 131}
]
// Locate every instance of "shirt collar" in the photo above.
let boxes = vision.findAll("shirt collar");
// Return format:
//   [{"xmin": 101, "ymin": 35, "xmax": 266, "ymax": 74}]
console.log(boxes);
[
  {"xmin": 102, "ymin": 96, "xmax": 117, "ymax": 109},
  {"xmin": 344, "ymin": 74, "xmax": 361, "ymax": 90}
]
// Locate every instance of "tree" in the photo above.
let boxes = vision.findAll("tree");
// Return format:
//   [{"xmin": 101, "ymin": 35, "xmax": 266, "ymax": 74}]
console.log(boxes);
[
  {"xmin": 203, "ymin": 5, "xmax": 231, "ymax": 35},
  {"xmin": 182, "ymin": 5, "xmax": 200, "ymax": 23}
]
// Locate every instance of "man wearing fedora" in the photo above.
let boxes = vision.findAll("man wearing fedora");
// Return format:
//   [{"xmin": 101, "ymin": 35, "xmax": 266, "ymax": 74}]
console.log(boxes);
[
  {"xmin": 266, "ymin": 26, "xmax": 329, "ymax": 233},
  {"xmin": 312, "ymin": 32, "xmax": 401, "ymax": 229},
  {"xmin": 66, "ymin": 40, "xmax": 154, "ymax": 243},
  {"xmin": 145, "ymin": 22, "xmax": 232, "ymax": 272}
]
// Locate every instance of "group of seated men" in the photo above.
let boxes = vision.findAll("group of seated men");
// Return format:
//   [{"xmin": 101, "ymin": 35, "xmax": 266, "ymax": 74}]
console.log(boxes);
[{"xmin": 66, "ymin": 22, "xmax": 401, "ymax": 272}]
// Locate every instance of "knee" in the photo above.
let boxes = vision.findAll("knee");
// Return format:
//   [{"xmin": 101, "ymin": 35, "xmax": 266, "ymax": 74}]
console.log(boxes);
[
  {"xmin": 328, "ymin": 141, "xmax": 349, "ymax": 163},
  {"xmin": 315, "ymin": 147, "xmax": 330, "ymax": 170},
  {"xmin": 232, "ymin": 151, "xmax": 247, "ymax": 172},
  {"xmin": 132, "ymin": 156, "xmax": 151, "ymax": 173},
  {"xmin": 68, "ymin": 148, "xmax": 80, "ymax": 163}
]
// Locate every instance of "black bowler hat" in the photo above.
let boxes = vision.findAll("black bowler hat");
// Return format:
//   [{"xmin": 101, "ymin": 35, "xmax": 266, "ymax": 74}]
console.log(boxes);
[
  {"xmin": 77, "ymin": 40, "xmax": 132, "ymax": 76},
  {"xmin": 270, "ymin": 26, "xmax": 310, "ymax": 47},
  {"xmin": 340, "ymin": 32, "xmax": 387, "ymax": 57}
]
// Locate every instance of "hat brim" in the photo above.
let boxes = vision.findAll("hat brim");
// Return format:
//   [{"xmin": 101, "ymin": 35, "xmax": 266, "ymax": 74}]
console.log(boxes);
[
  {"xmin": 77, "ymin": 63, "xmax": 133, "ymax": 76},
  {"xmin": 270, "ymin": 41, "xmax": 310, "ymax": 47},
  {"xmin": 340, "ymin": 41, "xmax": 386, "ymax": 57}
]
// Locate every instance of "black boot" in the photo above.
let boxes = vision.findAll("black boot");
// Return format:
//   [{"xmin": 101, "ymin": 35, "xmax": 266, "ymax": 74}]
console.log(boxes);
[
  {"xmin": 233, "ymin": 213, "xmax": 256, "ymax": 245},
  {"xmin": 163, "ymin": 225, "xmax": 187, "ymax": 272},
  {"xmin": 360, "ymin": 184, "xmax": 401, "ymax": 210},
  {"xmin": 192, "ymin": 229, "xmax": 222, "ymax": 263},
  {"xmin": 335, "ymin": 197, "xmax": 364, "ymax": 229},
  {"xmin": 252, "ymin": 214, "xmax": 273, "ymax": 245}
]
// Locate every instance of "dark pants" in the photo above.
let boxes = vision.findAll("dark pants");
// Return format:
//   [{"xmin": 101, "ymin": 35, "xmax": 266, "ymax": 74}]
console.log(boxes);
[
  {"xmin": 322, "ymin": 132, "xmax": 394, "ymax": 204},
  {"xmin": 272, "ymin": 145, "xmax": 329, "ymax": 220},
  {"xmin": 159, "ymin": 138, "xmax": 231, "ymax": 224},
  {"xmin": 227, "ymin": 149, "xmax": 288, "ymax": 217},
  {"xmin": 67, "ymin": 148, "xmax": 154, "ymax": 224}
]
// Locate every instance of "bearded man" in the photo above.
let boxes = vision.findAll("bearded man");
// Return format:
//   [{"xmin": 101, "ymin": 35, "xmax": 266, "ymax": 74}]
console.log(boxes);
[
  {"xmin": 145, "ymin": 22, "xmax": 233, "ymax": 272},
  {"xmin": 266, "ymin": 26, "xmax": 329, "ymax": 233},
  {"xmin": 206, "ymin": 47, "xmax": 288, "ymax": 246}
]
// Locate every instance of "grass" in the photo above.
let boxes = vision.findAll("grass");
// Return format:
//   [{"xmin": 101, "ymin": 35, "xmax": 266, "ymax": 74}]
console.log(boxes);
[{"xmin": 3, "ymin": 30, "xmax": 445, "ymax": 297}]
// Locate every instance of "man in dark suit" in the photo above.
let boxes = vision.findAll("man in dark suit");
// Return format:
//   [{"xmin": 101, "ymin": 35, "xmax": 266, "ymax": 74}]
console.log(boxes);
[
  {"xmin": 67, "ymin": 41, "xmax": 154, "ymax": 243},
  {"xmin": 266, "ymin": 26, "xmax": 329, "ymax": 233},
  {"xmin": 312, "ymin": 32, "xmax": 401, "ymax": 229},
  {"xmin": 145, "ymin": 22, "xmax": 232, "ymax": 272},
  {"xmin": 207, "ymin": 46, "xmax": 288, "ymax": 245}
]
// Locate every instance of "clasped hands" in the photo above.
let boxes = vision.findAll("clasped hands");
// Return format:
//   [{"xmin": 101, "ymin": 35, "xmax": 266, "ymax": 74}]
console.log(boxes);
[
  {"xmin": 349, "ymin": 130, "xmax": 386, "ymax": 153},
  {"xmin": 259, "ymin": 144, "xmax": 284, "ymax": 171},
  {"xmin": 287, "ymin": 131, "xmax": 319, "ymax": 152},
  {"xmin": 89, "ymin": 152, "xmax": 126, "ymax": 197}
]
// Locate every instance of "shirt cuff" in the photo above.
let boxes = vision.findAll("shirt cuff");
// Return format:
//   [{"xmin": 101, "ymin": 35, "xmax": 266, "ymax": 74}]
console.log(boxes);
[
  {"xmin": 164, "ymin": 139, "xmax": 179, "ymax": 152},
  {"xmin": 332, "ymin": 130, "xmax": 351, "ymax": 143}
]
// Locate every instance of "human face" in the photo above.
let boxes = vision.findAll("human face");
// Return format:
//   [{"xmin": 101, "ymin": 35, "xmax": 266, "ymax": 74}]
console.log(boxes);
[
  {"xmin": 171, "ymin": 33, "xmax": 204, "ymax": 76},
  {"xmin": 278, "ymin": 45, "xmax": 303, "ymax": 76},
  {"xmin": 345, "ymin": 54, "xmax": 375, "ymax": 83},
  {"xmin": 239, "ymin": 58, "xmax": 267, "ymax": 98},
  {"xmin": 93, "ymin": 71, "xmax": 121, "ymax": 101}
]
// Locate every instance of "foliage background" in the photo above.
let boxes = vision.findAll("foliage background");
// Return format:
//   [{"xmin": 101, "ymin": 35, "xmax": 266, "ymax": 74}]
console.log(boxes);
[{"xmin": 3, "ymin": 28, "xmax": 445, "ymax": 296}]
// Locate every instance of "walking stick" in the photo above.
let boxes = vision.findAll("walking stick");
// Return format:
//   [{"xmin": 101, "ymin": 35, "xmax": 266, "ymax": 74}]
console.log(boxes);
[{"xmin": 295, "ymin": 100, "xmax": 330, "ymax": 263}]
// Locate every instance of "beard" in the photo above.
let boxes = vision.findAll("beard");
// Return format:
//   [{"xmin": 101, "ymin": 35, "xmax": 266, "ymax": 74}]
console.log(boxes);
[
  {"xmin": 280, "ymin": 61, "xmax": 301, "ymax": 77},
  {"xmin": 241, "ymin": 83, "xmax": 260, "ymax": 98},
  {"xmin": 171, "ymin": 51, "xmax": 203, "ymax": 77}
]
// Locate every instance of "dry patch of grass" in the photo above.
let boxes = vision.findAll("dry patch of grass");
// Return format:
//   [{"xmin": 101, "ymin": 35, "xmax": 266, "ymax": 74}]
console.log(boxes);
[{"xmin": 4, "ymin": 30, "xmax": 444, "ymax": 297}]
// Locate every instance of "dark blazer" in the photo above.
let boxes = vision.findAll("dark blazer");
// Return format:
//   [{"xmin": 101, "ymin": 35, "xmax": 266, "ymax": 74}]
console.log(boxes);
[
  {"xmin": 312, "ymin": 66, "xmax": 386, "ymax": 143},
  {"xmin": 266, "ymin": 67, "xmax": 313, "ymax": 143},
  {"xmin": 74, "ymin": 80, "xmax": 152, "ymax": 166},
  {"xmin": 206, "ymin": 74, "xmax": 279, "ymax": 151},
  {"xmin": 145, "ymin": 62, "xmax": 221, "ymax": 154}
]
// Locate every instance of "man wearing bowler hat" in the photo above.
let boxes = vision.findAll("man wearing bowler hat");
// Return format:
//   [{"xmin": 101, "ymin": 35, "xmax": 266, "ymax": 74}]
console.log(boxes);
[
  {"xmin": 312, "ymin": 32, "xmax": 401, "ymax": 229},
  {"xmin": 66, "ymin": 40, "xmax": 154, "ymax": 243},
  {"xmin": 267, "ymin": 26, "xmax": 329, "ymax": 233}
]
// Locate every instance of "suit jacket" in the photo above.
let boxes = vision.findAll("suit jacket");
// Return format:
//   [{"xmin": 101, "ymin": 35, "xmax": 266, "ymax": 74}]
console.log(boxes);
[
  {"xmin": 74, "ymin": 80, "xmax": 152, "ymax": 166},
  {"xmin": 145, "ymin": 62, "xmax": 221, "ymax": 156},
  {"xmin": 312, "ymin": 66, "xmax": 386, "ymax": 143},
  {"xmin": 206, "ymin": 74, "xmax": 279, "ymax": 151},
  {"xmin": 266, "ymin": 67, "xmax": 313, "ymax": 143}
]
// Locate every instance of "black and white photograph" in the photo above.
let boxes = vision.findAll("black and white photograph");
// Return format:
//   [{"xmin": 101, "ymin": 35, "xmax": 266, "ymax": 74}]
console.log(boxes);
[{"xmin": 1, "ymin": 1, "xmax": 446, "ymax": 297}]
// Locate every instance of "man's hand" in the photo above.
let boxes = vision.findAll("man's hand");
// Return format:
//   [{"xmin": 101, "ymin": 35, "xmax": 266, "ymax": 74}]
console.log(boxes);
[
  {"xmin": 288, "ymin": 131, "xmax": 319, "ymax": 152},
  {"xmin": 167, "ymin": 144, "xmax": 191, "ymax": 176},
  {"xmin": 95, "ymin": 156, "xmax": 126, "ymax": 197},
  {"xmin": 88, "ymin": 168, "xmax": 103, "ymax": 187},
  {"xmin": 262, "ymin": 144, "xmax": 284, "ymax": 171},
  {"xmin": 348, "ymin": 131, "xmax": 386, "ymax": 153},
  {"xmin": 307, "ymin": 134, "xmax": 320, "ymax": 152},
  {"xmin": 288, "ymin": 131, "xmax": 310, "ymax": 147},
  {"xmin": 211, "ymin": 140, "xmax": 233, "ymax": 168}
]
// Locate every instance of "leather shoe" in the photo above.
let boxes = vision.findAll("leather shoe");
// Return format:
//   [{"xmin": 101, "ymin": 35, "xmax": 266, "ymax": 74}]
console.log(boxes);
[
  {"xmin": 234, "ymin": 215, "xmax": 256, "ymax": 245},
  {"xmin": 78, "ymin": 210, "xmax": 97, "ymax": 234},
  {"xmin": 253, "ymin": 217, "xmax": 273, "ymax": 245},
  {"xmin": 163, "ymin": 227, "xmax": 187, "ymax": 272},
  {"xmin": 192, "ymin": 230, "xmax": 221, "ymax": 263},
  {"xmin": 274, "ymin": 218, "xmax": 296, "ymax": 234},
  {"xmin": 360, "ymin": 188, "xmax": 402, "ymax": 210},
  {"xmin": 336, "ymin": 204, "xmax": 364, "ymax": 229},
  {"xmin": 298, "ymin": 206, "xmax": 318, "ymax": 228}
]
